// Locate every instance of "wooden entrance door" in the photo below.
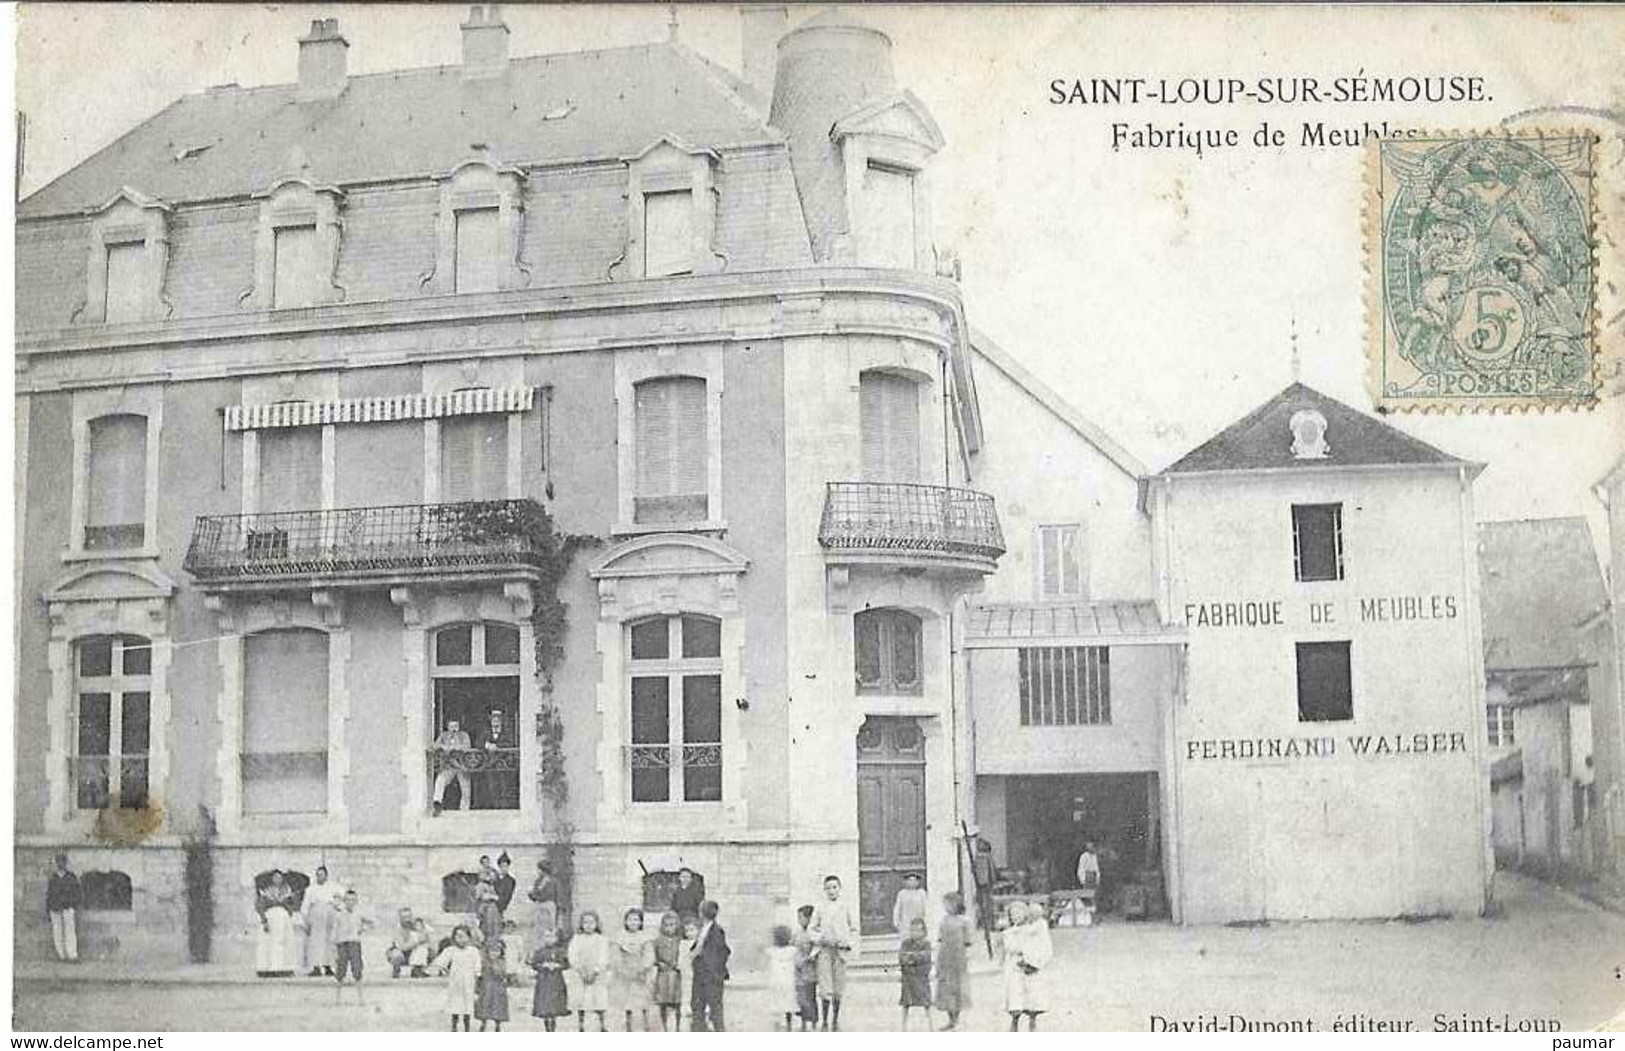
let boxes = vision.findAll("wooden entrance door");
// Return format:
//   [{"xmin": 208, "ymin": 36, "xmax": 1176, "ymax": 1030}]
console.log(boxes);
[{"xmin": 856, "ymin": 716, "xmax": 927, "ymax": 934}]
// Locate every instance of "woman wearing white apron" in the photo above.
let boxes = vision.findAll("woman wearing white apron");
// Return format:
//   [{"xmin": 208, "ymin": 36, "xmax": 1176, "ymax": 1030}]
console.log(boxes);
[{"xmin": 254, "ymin": 871, "xmax": 298, "ymax": 978}]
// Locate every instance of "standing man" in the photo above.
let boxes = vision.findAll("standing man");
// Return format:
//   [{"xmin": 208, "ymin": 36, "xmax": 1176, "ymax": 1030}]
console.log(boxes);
[
  {"xmin": 481, "ymin": 709, "xmax": 517, "ymax": 809},
  {"xmin": 688, "ymin": 899, "xmax": 730, "ymax": 1031},
  {"xmin": 431, "ymin": 718, "xmax": 473, "ymax": 815},
  {"xmin": 669, "ymin": 867, "xmax": 704, "ymax": 927},
  {"xmin": 46, "ymin": 854, "xmax": 80, "ymax": 962},
  {"xmin": 1075, "ymin": 841, "xmax": 1101, "ymax": 925}
]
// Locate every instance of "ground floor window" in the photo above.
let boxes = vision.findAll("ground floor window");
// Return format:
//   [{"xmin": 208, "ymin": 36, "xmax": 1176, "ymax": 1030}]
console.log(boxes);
[
  {"xmin": 430, "ymin": 622, "xmax": 521, "ymax": 812},
  {"xmin": 627, "ymin": 614, "xmax": 723, "ymax": 804},
  {"xmin": 242, "ymin": 629, "xmax": 329, "ymax": 815},
  {"xmin": 1295, "ymin": 640, "xmax": 1353, "ymax": 722},
  {"xmin": 73, "ymin": 634, "xmax": 152, "ymax": 811}
]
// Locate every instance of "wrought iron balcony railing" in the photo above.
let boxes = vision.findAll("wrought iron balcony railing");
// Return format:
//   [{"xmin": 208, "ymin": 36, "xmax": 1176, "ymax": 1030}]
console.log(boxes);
[
  {"xmin": 427, "ymin": 747, "xmax": 521, "ymax": 812},
  {"xmin": 819, "ymin": 481, "xmax": 1005, "ymax": 564},
  {"xmin": 183, "ymin": 500, "xmax": 549, "ymax": 583}
]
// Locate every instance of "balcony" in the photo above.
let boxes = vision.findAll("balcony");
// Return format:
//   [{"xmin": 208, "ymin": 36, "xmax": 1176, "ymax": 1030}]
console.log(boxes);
[
  {"xmin": 183, "ymin": 499, "xmax": 551, "ymax": 592},
  {"xmin": 427, "ymin": 747, "xmax": 521, "ymax": 813},
  {"xmin": 819, "ymin": 481, "xmax": 1005, "ymax": 576}
]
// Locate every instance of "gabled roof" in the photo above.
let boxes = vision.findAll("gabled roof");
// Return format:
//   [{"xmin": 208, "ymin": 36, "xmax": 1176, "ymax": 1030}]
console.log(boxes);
[
  {"xmin": 969, "ymin": 327, "xmax": 1146, "ymax": 479},
  {"xmin": 1160, "ymin": 382, "xmax": 1470, "ymax": 475},
  {"xmin": 20, "ymin": 42, "xmax": 780, "ymax": 219},
  {"xmin": 1479, "ymin": 517, "xmax": 1610, "ymax": 670}
]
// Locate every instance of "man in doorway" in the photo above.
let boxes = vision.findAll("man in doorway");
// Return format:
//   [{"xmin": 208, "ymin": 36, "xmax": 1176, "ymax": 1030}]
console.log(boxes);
[
  {"xmin": 431, "ymin": 718, "xmax": 473, "ymax": 816},
  {"xmin": 46, "ymin": 854, "xmax": 81, "ymax": 962}
]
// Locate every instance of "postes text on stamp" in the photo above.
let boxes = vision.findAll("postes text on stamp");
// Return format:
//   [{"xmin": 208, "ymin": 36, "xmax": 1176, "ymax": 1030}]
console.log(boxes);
[{"xmin": 1368, "ymin": 133, "xmax": 1597, "ymax": 412}]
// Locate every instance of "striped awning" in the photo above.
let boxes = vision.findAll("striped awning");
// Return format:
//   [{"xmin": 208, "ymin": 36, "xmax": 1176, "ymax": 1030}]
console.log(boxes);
[{"xmin": 224, "ymin": 386, "xmax": 535, "ymax": 431}]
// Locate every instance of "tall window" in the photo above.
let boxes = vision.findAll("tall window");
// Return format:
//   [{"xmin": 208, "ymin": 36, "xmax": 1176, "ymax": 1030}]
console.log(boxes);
[
  {"xmin": 1295, "ymin": 641, "xmax": 1353, "ymax": 722},
  {"xmin": 1487, "ymin": 704, "xmax": 1516, "ymax": 748},
  {"xmin": 861, "ymin": 162, "xmax": 917, "ymax": 269},
  {"xmin": 72, "ymin": 635, "xmax": 151, "ymax": 811},
  {"xmin": 855, "ymin": 608, "xmax": 923, "ymax": 695},
  {"xmin": 859, "ymin": 371, "xmax": 920, "ymax": 483},
  {"xmin": 85, "ymin": 414, "xmax": 147, "ymax": 551},
  {"xmin": 272, "ymin": 225, "xmax": 318, "ymax": 309},
  {"xmin": 627, "ymin": 614, "xmax": 722, "ymax": 804},
  {"xmin": 1292, "ymin": 503, "xmax": 1344, "ymax": 582},
  {"xmin": 440, "ymin": 412, "xmax": 508, "ymax": 503},
  {"xmin": 242, "ymin": 630, "xmax": 329, "ymax": 815},
  {"xmin": 1019, "ymin": 646, "xmax": 1110, "ymax": 726},
  {"xmin": 103, "ymin": 242, "xmax": 146, "ymax": 323},
  {"xmin": 258, "ymin": 424, "xmax": 322, "ymax": 511},
  {"xmin": 643, "ymin": 191, "xmax": 694, "ymax": 278},
  {"xmin": 454, "ymin": 208, "xmax": 500, "ymax": 294},
  {"xmin": 1037, "ymin": 524, "xmax": 1084, "ymax": 598},
  {"xmin": 633, "ymin": 376, "xmax": 707, "ymax": 524}
]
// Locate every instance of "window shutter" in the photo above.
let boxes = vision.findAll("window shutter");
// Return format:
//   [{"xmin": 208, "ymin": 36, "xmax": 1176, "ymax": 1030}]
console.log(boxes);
[
  {"xmin": 440, "ymin": 413, "xmax": 507, "ymax": 502},
  {"xmin": 861, "ymin": 163, "xmax": 917, "ymax": 268},
  {"xmin": 87, "ymin": 415, "xmax": 147, "ymax": 529},
  {"xmin": 860, "ymin": 372, "xmax": 920, "ymax": 482},
  {"xmin": 643, "ymin": 191, "xmax": 694, "ymax": 277},
  {"xmin": 635, "ymin": 376, "xmax": 707, "ymax": 520},
  {"xmin": 243, "ymin": 629, "xmax": 330, "ymax": 813},
  {"xmin": 258, "ymin": 425, "xmax": 322, "ymax": 511},
  {"xmin": 273, "ymin": 225, "xmax": 318, "ymax": 309},
  {"xmin": 454, "ymin": 208, "xmax": 500, "ymax": 294},
  {"xmin": 104, "ymin": 242, "xmax": 146, "ymax": 322}
]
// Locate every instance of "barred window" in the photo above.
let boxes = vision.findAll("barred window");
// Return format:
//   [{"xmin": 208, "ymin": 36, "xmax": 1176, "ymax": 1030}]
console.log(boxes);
[
  {"xmin": 1486, "ymin": 704, "xmax": 1516, "ymax": 748},
  {"xmin": 1018, "ymin": 646, "xmax": 1110, "ymax": 726}
]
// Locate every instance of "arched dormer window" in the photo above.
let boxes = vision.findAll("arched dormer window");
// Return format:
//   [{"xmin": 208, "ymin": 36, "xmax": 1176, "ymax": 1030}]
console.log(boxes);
[
  {"xmin": 428, "ymin": 160, "xmax": 528, "ymax": 296},
  {"xmin": 854, "ymin": 608, "xmax": 922, "ymax": 695},
  {"xmin": 81, "ymin": 188, "xmax": 171, "ymax": 325},
  {"xmin": 247, "ymin": 178, "xmax": 344, "ymax": 311}
]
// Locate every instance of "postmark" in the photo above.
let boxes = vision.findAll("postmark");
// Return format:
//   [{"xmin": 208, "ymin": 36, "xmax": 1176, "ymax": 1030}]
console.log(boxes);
[{"xmin": 1367, "ymin": 132, "xmax": 1599, "ymax": 412}]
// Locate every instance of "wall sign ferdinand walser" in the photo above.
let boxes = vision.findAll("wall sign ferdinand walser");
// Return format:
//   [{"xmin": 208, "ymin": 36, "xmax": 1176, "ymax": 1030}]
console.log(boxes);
[
  {"xmin": 1186, "ymin": 731, "xmax": 1470, "ymax": 762},
  {"xmin": 1181, "ymin": 593, "xmax": 1458, "ymax": 628}
]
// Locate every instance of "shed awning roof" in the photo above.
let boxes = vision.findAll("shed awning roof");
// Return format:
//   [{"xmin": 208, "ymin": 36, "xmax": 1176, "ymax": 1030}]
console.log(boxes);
[{"xmin": 964, "ymin": 600, "xmax": 1183, "ymax": 648}]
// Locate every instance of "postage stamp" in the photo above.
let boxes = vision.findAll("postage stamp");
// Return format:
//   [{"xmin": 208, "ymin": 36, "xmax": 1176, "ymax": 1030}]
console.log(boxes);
[{"xmin": 1367, "ymin": 132, "xmax": 1599, "ymax": 412}]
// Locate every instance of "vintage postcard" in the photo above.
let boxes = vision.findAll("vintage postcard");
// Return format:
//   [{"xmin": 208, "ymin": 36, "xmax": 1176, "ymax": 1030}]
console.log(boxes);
[{"xmin": 8, "ymin": 2, "xmax": 1624, "ymax": 1040}]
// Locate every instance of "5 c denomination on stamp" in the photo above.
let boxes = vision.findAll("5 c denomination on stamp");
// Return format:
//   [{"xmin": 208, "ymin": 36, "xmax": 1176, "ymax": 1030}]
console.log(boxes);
[{"xmin": 1367, "ymin": 132, "xmax": 1598, "ymax": 412}]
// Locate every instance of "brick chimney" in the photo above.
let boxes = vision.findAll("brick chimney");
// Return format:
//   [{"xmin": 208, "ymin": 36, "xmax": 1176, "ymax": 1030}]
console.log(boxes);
[
  {"xmin": 739, "ymin": 4, "xmax": 788, "ymax": 100},
  {"xmin": 461, "ymin": 4, "xmax": 511, "ymax": 79},
  {"xmin": 297, "ymin": 18, "xmax": 349, "ymax": 101}
]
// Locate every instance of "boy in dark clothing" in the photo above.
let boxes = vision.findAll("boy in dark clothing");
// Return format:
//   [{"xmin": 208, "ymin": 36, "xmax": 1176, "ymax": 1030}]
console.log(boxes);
[
  {"xmin": 688, "ymin": 899, "xmax": 730, "ymax": 1031},
  {"xmin": 792, "ymin": 904, "xmax": 819, "ymax": 1030}
]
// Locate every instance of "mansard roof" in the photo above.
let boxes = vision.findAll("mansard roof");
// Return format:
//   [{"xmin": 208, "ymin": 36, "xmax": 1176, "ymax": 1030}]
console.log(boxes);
[
  {"xmin": 1160, "ymin": 382, "xmax": 1470, "ymax": 475},
  {"xmin": 20, "ymin": 42, "xmax": 778, "ymax": 219}
]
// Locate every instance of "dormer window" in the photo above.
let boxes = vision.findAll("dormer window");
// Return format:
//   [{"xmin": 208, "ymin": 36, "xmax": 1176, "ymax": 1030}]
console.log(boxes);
[
  {"xmin": 643, "ymin": 191, "xmax": 695, "ymax": 278},
  {"xmin": 830, "ymin": 91, "xmax": 943, "ymax": 270},
  {"xmin": 81, "ymin": 188, "xmax": 171, "ymax": 325},
  {"xmin": 430, "ymin": 161, "xmax": 526, "ymax": 296},
  {"xmin": 248, "ymin": 178, "xmax": 344, "ymax": 311},
  {"xmin": 614, "ymin": 138, "xmax": 723, "ymax": 281}
]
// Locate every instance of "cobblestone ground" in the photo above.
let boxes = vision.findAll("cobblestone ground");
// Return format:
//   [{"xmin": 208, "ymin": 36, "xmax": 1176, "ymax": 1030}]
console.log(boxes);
[{"xmin": 14, "ymin": 874, "xmax": 1625, "ymax": 1033}]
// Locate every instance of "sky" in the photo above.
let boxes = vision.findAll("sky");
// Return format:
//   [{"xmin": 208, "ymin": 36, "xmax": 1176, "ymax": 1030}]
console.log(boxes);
[{"xmin": 14, "ymin": 3, "xmax": 1624, "ymax": 539}]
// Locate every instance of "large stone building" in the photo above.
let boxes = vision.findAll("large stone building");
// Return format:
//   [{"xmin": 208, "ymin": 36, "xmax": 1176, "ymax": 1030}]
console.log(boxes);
[{"xmin": 13, "ymin": 6, "xmax": 1003, "ymax": 963}]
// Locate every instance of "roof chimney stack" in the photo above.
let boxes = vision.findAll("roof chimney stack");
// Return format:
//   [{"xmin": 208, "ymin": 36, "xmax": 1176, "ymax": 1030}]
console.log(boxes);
[
  {"xmin": 461, "ymin": 5, "xmax": 511, "ymax": 79},
  {"xmin": 740, "ymin": 4, "xmax": 788, "ymax": 101},
  {"xmin": 297, "ymin": 18, "xmax": 349, "ymax": 101}
]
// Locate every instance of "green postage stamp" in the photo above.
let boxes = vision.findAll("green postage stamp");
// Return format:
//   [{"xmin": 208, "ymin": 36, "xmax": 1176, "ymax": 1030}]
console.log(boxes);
[{"xmin": 1368, "ymin": 133, "xmax": 1598, "ymax": 412}]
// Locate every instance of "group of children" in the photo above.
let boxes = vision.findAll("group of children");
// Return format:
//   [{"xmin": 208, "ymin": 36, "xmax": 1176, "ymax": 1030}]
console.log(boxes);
[{"xmin": 430, "ymin": 901, "xmax": 731, "ymax": 1033}]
